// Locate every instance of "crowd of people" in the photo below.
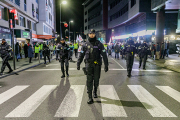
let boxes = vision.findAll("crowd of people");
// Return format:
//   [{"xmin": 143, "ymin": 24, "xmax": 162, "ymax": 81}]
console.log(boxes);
[{"xmin": 105, "ymin": 40, "xmax": 170, "ymax": 60}]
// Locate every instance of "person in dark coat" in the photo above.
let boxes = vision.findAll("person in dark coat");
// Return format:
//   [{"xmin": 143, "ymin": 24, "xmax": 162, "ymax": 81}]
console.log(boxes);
[
  {"xmin": 0, "ymin": 39, "xmax": 13, "ymax": 75},
  {"xmin": 15, "ymin": 42, "xmax": 20, "ymax": 61},
  {"xmin": 28, "ymin": 44, "xmax": 34, "ymax": 63},
  {"xmin": 43, "ymin": 43, "xmax": 50, "ymax": 64},
  {"xmin": 114, "ymin": 43, "xmax": 120, "ymax": 59},
  {"xmin": 24, "ymin": 43, "xmax": 28, "ymax": 58}
]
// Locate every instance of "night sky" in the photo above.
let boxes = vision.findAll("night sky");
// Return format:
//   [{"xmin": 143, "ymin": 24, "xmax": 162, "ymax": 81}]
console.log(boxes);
[{"xmin": 55, "ymin": 0, "xmax": 85, "ymax": 41}]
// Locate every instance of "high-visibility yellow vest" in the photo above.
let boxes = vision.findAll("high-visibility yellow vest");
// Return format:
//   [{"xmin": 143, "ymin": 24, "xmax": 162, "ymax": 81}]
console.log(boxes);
[
  {"xmin": 104, "ymin": 44, "xmax": 108, "ymax": 50},
  {"xmin": 35, "ymin": 46, "xmax": 40, "ymax": 53},
  {"xmin": 40, "ymin": 44, "xmax": 43, "ymax": 50},
  {"xmin": 53, "ymin": 45, "xmax": 56, "ymax": 50},
  {"xmin": 74, "ymin": 43, "xmax": 78, "ymax": 49}
]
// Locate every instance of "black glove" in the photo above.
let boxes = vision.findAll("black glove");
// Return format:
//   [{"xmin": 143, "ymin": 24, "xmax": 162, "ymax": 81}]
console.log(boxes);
[
  {"xmin": 77, "ymin": 65, "xmax": 80, "ymax": 70},
  {"xmin": 104, "ymin": 66, "xmax": 108, "ymax": 72}
]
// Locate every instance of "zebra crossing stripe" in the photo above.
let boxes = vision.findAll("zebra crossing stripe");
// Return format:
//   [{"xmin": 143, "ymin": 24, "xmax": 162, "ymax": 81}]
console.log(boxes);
[
  {"xmin": 54, "ymin": 85, "xmax": 85, "ymax": 117},
  {"xmin": 156, "ymin": 86, "xmax": 180, "ymax": 103},
  {"xmin": 0, "ymin": 86, "xmax": 29, "ymax": 105},
  {"xmin": 128, "ymin": 85, "xmax": 177, "ymax": 117},
  {"xmin": 6, "ymin": 85, "xmax": 57, "ymax": 117},
  {"xmin": 99, "ymin": 85, "xmax": 127, "ymax": 117}
]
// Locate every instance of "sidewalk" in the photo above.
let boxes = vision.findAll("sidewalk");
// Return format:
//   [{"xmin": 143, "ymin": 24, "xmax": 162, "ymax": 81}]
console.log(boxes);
[
  {"xmin": 0, "ymin": 56, "xmax": 56, "ymax": 78},
  {"xmin": 146, "ymin": 54, "xmax": 180, "ymax": 73}
]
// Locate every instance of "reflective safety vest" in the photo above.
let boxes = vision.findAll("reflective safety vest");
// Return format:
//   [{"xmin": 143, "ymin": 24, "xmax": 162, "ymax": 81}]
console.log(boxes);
[
  {"xmin": 104, "ymin": 44, "xmax": 108, "ymax": 50},
  {"xmin": 40, "ymin": 44, "xmax": 43, "ymax": 50},
  {"xmin": 53, "ymin": 45, "xmax": 56, "ymax": 50},
  {"xmin": 35, "ymin": 46, "xmax": 40, "ymax": 53},
  {"xmin": 74, "ymin": 43, "xmax": 78, "ymax": 49}
]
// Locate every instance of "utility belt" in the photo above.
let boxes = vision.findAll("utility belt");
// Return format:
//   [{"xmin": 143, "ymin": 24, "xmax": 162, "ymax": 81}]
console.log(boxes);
[
  {"xmin": 85, "ymin": 58, "xmax": 102, "ymax": 65},
  {"xmin": 126, "ymin": 51, "xmax": 134, "ymax": 55}
]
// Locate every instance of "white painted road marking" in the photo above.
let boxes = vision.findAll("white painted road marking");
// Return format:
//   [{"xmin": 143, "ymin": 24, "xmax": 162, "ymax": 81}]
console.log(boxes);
[
  {"xmin": 99, "ymin": 85, "xmax": 127, "ymax": 117},
  {"xmin": 156, "ymin": 86, "xmax": 180, "ymax": 103},
  {"xmin": 25, "ymin": 68, "xmax": 172, "ymax": 72},
  {"xmin": 111, "ymin": 58, "xmax": 125, "ymax": 69},
  {"xmin": 54, "ymin": 85, "xmax": 85, "ymax": 117},
  {"xmin": 6, "ymin": 85, "xmax": 57, "ymax": 117},
  {"xmin": 0, "ymin": 86, "xmax": 29, "ymax": 105},
  {"xmin": 128, "ymin": 85, "xmax": 177, "ymax": 117}
]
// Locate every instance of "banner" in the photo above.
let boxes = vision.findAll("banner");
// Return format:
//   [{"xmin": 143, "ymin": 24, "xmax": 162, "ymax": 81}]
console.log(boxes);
[{"xmin": 79, "ymin": 35, "xmax": 83, "ymax": 42}]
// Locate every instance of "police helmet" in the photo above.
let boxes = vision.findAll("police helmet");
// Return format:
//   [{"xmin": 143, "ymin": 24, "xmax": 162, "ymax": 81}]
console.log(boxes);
[{"xmin": 89, "ymin": 29, "xmax": 95, "ymax": 34}]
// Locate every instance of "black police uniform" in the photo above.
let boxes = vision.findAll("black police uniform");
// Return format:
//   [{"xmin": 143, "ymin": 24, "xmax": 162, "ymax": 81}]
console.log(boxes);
[
  {"xmin": 43, "ymin": 44, "xmax": 50, "ymax": 64},
  {"xmin": 77, "ymin": 31, "xmax": 108, "ymax": 104},
  {"xmin": 138, "ymin": 43, "xmax": 149, "ymax": 69},
  {"xmin": 0, "ymin": 41, "xmax": 13, "ymax": 74},
  {"xmin": 56, "ymin": 42, "xmax": 70, "ymax": 78},
  {"xmin": 124, "ymin": 40, "xmax": 136, "ymax": 77}
]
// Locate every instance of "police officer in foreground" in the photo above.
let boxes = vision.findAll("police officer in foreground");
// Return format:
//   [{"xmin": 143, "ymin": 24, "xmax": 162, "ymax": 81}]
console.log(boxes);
[
  {"xmin": 138, "ymin": 40, "xmax": 149, "ymax": 70},
  {"xmin": 56, "ymin": 38, "xmax": 70, "ymax": 78},
  {"xmin": 77, "ymin": 29, "xmax": 108, "ymax": 104},
  {"xmin": 124, "ymin": 37, "xmax": 136, "ymax": 77},
  {"xmin": 0, "ymin": 39, "xmax": 13, "ymax": 75}
]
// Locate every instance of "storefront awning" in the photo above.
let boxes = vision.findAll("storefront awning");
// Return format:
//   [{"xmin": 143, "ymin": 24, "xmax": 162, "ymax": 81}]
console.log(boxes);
[{"xmin": 32, "ymin": 34, "xmax": 55, "ymax": 39}]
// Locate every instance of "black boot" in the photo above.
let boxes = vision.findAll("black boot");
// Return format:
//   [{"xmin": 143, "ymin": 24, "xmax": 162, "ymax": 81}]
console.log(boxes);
[
  {"xmin": 66, "ymin": 66, "xmax": 69, "ymax": 77},
  {"xmin": 87, "ymin": 92, "xmax": 94, "ymax": 104},
  {"xmin": 61, "ymin": 67, "xmax": 65, "ymax": 78},
  {"xmin": 8, "ymin": 69, "xmax": 13, "ymax": 73},
  {"xmin": 127, "ymin": 71, "xmax": 131, "ymax": 77},
  {"xmin": 93, "ymin": 87, "xmax": 98, "ymax": 98}
]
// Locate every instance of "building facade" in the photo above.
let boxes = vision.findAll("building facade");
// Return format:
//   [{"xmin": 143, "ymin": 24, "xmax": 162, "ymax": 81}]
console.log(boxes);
[
  {"xmin": 83, "ymin": 0, "xmax": 108, "ymax": 43},
  {"xmin": 36, "ymin": 0, "xmax": 55, "ymax": 42},
  {"xmin": 0, "ymin": 0, "xmax": 39, "ymax": 45},
  {"xmin": 0, "ymin": 0, "xmax": 56, "ymax": 46}
]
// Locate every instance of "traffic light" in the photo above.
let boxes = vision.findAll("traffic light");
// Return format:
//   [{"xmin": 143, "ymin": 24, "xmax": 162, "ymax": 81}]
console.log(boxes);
[
  {"xmin": 9, "ymin": 19, "xmax": 13, "ymax": 29},
  {"xmin": 9, "ymin": 13, "xmax": 15, "ymax": 28}
]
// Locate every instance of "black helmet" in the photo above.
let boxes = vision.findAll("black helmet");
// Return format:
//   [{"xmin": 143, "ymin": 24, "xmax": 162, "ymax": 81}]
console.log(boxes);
[{"xmin": 89, "ymin": 29, "xmax": 95, "ymax": 34}]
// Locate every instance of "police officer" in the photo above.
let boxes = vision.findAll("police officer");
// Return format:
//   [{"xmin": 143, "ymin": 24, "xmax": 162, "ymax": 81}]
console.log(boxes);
[
  {"xmin": 138, "ymin": 40, "xmax": 149, "ymax": 70},
  {"xmin": 56, "ymin": 38, "xmax": 70, "ymax": 78},
  {"xmin": 43, "ymin": 43, "xmax": 50, "ymax": 64},
  {"xmin": 124, "ymin": 37, "xmax": 136, "ymax": 77},
  {"xmin": 77, "ymin": 29, "xmax": 108, "ymax": 104},
  {"xmin": 0, "ymin": 39, "xmax": 13, "ymax": 75}
]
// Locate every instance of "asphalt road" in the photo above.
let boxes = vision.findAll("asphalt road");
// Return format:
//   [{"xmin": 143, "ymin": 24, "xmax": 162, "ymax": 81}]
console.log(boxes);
[{"xmin": 0, "ymin": 54, "xmax": 180, "ymax": 120}]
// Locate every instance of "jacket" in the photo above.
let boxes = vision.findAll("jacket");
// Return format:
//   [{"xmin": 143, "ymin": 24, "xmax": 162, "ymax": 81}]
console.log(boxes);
[
  {"xmin": 28, "ymin": 45, "xmax": 34, "ymax": 58},
  {"xmin": 0, "ymin": 42, "xmax": 12, "ymax": 57}
]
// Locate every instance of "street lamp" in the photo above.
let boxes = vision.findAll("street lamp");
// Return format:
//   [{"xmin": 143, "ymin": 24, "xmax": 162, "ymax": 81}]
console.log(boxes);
[
  {"xmin": 60, "ymin": 1, "xmax": 67, "ymax": 39},
  {"xmin": 69, "ymin": 20, "xmax": 73, "ymax": 41}
]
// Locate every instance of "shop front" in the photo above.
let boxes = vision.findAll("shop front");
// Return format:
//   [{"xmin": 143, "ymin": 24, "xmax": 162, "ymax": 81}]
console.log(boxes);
[{"xmin": 0, "ymin": 26, "xmax": 12, "ymax": 46}]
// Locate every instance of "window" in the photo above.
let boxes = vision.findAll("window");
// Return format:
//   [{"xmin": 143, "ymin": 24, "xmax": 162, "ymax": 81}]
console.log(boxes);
[
  {"xmin": 32, "ymin": 22, "xmax": 36, "ymax": 31},
  {"xmin": 36, "ymin": 0, "xmax": 38, "ymax": 4},
  {"xmin": 20, "ymin": 16, "xmax": 25, "ymax": 27},
  {"xmin": 36, "ymin": 8, "xmax": 38, "ymax": 19},
  {"xmin": 110, "ymin": 0, "xmax": 123, "ymax": 9},
  {"xmin": 85, "ymin": 26, "xmax": 87, "ymax": 30},
  {"xmin": 110, "ymin": 3, "xmax": 128, "ymax": 21},
  {"xmin": 46, "ymin": 11, "xmax": 48, "ymax": 22},
  {"xmin": 44, "ymin": 25, "xmax": 45, "ymax": 32},
  {"xmin": 0, "ymin": 7, "xmax": 8, "ymax": 21},
  {"xmin": 32, "ymin": 4, "xmax": 35, "ymax": 17},
  {"xmin": 85, "ymin": 11, "xmax": 87, "ymax": 15},
  {"xmin": 15, "ymin": 0, "xmax": 20, "ymax": 6},
  {"xmin": 85, "ymin": 19, "xmax": 87, "ymax": 23},
  {"xmin": 27, "ymin": 20, "xmax": 31, "ymax": 29},
  {"xmin": 131, "ymin": 0, "xmax": 136, "ymax": 8},
  {"xmin": 88, "ymin": 1, "xmax": 101, "ymax": 13},
  {"xmin": 24, "ymin": 0, "xmax": 27, "ymax": 11}
]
